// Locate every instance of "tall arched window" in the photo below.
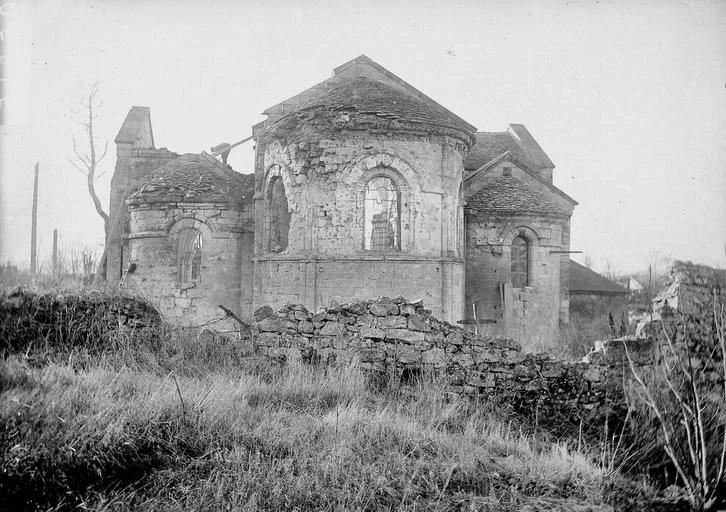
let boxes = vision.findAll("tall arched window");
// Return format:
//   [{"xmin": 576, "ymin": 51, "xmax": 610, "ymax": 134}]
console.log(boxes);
[
  {"xmin": 363, "ymin": 176, "xmax": 400, "ymax": 251},
  {"xmin": 179, "ymin": 229, "xmax": 202, "ymax": 284},
  {"xmin": 511, "ymin": 235, "xmax": 529, "ymax": 288},
  {"xmin": 267, "ymin": 177, "xmax": 290, "ymax": 252}
]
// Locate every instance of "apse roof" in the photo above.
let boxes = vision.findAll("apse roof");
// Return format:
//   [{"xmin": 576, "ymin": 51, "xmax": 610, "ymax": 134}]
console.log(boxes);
[
  {"xmin": 281, "ymin": 76, "xmax": 475, "ymax": 136},
  {"xmin": 127, "ymin": 153, "xmax": 254, "ymax": 208}
]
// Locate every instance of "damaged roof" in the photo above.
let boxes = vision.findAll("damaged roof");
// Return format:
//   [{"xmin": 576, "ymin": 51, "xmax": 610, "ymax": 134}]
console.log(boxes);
[
  {"xmin": 127, "ymin": 153, "xmax": 254, "ymax": 208},
  {"xmin": 569, "ymin": 260, "xmax": 630, "ymax": 295},
  {"xmin": 466, "ymin": 175, "xmax": 570, "ymax": 216},
  {"xmin": 464, "ymin": 127, "xmax": 554, "ymax": 172},
  {"xmin": 278, "ymin": 77, "xmax": 476, "ymax": 140}
]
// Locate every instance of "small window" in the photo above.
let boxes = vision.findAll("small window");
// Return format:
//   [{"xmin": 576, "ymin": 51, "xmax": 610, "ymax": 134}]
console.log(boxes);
[
  {"xmin": 267, "ymin": 177, "xmax": 290, "ymax": 252},
  {"xmin": 179, "ymin": 229, "xmax": 202, "ymax": 284},
  {"xmin": 363, "ymin": 177, "xmax": 400, "ymax": 251},
  {"xmin": 511, "ymin": 235, "xmax": 529, "ymax": 288}
]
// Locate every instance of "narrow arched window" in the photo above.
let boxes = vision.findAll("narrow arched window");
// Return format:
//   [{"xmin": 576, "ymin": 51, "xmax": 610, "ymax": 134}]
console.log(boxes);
[
  {"xmin": 267, "ymin": 177, "xmax": 290, "ymax": 252},
  {"xmin": 179, "ymin": 229, "xmax": 202, "ymax": 284},
  {"xmin": 511, "ymin": 235, "xmax": 529, "ymax": 288},
  {"xmin": 364, "ymin": 177, "xmax": 400, "ymax": 251}
]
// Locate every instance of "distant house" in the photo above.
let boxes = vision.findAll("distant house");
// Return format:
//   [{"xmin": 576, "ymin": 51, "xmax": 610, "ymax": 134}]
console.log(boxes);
[
  {"xmin": 569, "ymin": 260, "xmax": 630, "ymax": 332},
  {"xmin": 626, "ymin": 276, "xmax": 644, "ymax": 293}
]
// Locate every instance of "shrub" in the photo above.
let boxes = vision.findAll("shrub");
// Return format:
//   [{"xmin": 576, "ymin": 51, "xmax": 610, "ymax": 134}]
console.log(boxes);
[{"xmin": 624, "ymin": 292, "xmax": 725, "ymax": 511}]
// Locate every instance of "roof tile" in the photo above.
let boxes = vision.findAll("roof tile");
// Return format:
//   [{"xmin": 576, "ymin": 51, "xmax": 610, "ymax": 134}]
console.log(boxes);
[
  {"xmin": 127, "ymin": 154, "xmax": 254, "ymax": 208},
  {"xmin": 466, "ymin": 175, "xmax": 569, "ymax": 216}
]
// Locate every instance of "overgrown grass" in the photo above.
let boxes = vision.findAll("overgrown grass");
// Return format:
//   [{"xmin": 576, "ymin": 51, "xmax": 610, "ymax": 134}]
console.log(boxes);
[
  {"xmin": 2, "ymin": 353, "xmax": 643, "ymax": 511},
  {"xmin": 0, "ymin": 287, "xmax": 684, "ymax": 511}
]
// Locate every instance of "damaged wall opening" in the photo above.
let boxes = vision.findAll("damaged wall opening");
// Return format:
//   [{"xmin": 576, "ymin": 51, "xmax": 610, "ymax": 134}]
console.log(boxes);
[
  {"xmin": 179, "ymin": 228, "xmax": 202, "ymax": 284},
  {"xmin": 511, "ymin": 235, "xmax": 529, "ymax": 288},
  {"xmin": 363, "ymin": 176, "xmax": 400, "ymax": 251},
  {"xmin": 267, "ymin": 176, "xmax": 290, "ymax": 252}
]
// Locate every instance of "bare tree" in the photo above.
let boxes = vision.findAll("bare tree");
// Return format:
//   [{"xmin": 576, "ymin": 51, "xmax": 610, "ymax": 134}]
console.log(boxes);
[{"xmin": 69, "ymin": 82, "xmax": 110, "ymax": 238}]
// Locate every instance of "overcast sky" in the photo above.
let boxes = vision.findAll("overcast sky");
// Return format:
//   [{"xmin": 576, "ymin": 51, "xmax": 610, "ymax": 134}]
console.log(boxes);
[{"xmin": 1, "ymin": 0, "xmax": 725, "ymax": 275}]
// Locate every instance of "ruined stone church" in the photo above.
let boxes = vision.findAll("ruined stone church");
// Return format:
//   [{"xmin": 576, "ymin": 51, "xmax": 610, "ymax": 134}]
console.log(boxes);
[{"xmin": 107, "ymin": 55, "xmax": 577, "ymax": 350}]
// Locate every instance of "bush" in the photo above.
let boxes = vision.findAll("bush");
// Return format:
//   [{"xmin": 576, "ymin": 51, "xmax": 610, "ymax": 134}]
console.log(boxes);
[{"xmin": 623, "ymin": 293, "xmax": 726, "ymax": 511}]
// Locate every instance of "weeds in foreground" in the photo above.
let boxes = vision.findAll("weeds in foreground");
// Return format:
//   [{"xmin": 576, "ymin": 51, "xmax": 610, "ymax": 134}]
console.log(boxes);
[{"xmin": 1, "ymin": 351, "xmax": 659, "ymax": 511}]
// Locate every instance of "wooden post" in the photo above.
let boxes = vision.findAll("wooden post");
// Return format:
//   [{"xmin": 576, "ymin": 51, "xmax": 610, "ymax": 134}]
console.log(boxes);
[
  {"xmin": 30, "ymin": 162, "xmax": 39, "ymax": 276},
  {"xmin": 52, "ymin": 229, "xmax": 58, "ymax": 276}
]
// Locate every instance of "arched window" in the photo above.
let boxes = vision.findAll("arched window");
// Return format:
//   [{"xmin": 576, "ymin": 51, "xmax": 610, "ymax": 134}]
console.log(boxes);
[
  {"xmin": 267, "ymin": 177, "xmax": 290, "ymax": 252},
  {"xmin": 179, "ymin": 229, "xmax": 202, "ymax": 284},
  {"xmin": 511, "ymin": 235, "xmax": 529, "ymax": 288},
  {"xmin": 363, "ymin": 176, "xmax": 400, "ymax": 251}
]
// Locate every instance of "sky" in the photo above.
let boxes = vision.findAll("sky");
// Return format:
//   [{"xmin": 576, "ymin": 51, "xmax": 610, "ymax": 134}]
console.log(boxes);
[{"xmin": 1, "ymin": 0, "xmax": 725, "ymax": 276}]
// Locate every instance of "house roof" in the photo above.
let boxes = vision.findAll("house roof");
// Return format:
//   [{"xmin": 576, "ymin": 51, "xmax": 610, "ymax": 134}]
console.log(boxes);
[
  {"xmin": 263, "ymin": 55, "xmax": 476, "ymax": 141},
  {"xmin": 127, "ymin": 153, "xmax": 254, "ymax": 208},
  {"xmin": 465, "ymin": 175, "xmax": 571, "ymax": 216},
  {"xmin": 464, "ymin": 126, "xmax": 553, "ymax": 172},
  {"xmin": 115, "ymin": 106, "xmax": 154, "ymax": 146},
  {"xmin": 569, "ymin": 260, "xmax": 630, "ymax": 295},
  {"xmin": 278, "ymin": 77, "xmax": 475, "ymax": 138}
]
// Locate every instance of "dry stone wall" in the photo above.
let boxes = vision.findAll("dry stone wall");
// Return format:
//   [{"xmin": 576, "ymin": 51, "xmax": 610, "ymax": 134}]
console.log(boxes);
[{"xmin": 251, "ymin": 296, "xmax": 649, "ymax": 424}]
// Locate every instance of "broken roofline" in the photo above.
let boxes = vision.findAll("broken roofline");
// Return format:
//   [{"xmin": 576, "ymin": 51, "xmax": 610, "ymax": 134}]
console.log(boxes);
[{"xmin": 261, "ymin": 54, "xmax": 477, "ymax": 134}]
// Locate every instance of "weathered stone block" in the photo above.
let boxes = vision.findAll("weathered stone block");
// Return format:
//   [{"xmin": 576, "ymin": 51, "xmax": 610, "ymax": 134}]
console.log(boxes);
[
  {"xmin": 425, "ymin": 331, "xmax": 444, "ymax": 344},
  {"xmin": 385, "ymin": 329, "xmax": 425, "ymax": 344},
  {"xmin": 293, "ymin": 310, "xmax": 308, "ymax": 321},
  {"xmin": 400, "ymin": 304, "xmax": 416, "ymax": 316},
  {"xmin": 369, "ymin": 304, "xmax": 389, "ymax": 316},
  {"xmin": 320, "ymin": 321, "xmax": 346, "ymax": 336},
  {"xmin": 397, "ymin": 345, "xmax": 421, "ymax": 364},
  {"xmin": 451, "ymin": 352, "xmax": 474, "ymax": 368},
  {"xmin": 253, "ymin": 305, "xmax": 274, "ymax": 322},
  {"xmin": 357, "ymin": 346, "xmax": 387, "ymax": 363},
  {"xmin": 422, "ymin": 348, "xmax": 446, "ymax": 366},
  {"xmin": 376, "ymin": 315, "xmax": 407, "ymax": 329},
  {"xmin": 359, "ymin": 326, "xmax": 386, "ymax": 339},
  {"xmin": 258, "ymin": 316, "xmax": 298, "ymax": 334},
  {"xmin": 298, "ymin": 321, "xmax": 314, "ymax": 334},
  {"xmin": 444, "ymin": 331, "xmax": 463, "ymax": 345},
  {"xmin": 356, "ymin": 313, "xmax": 375, "ymax": 327},
  {"xmin": 408, "ymin": 313, "xmax": 431, "ymax": 332}
]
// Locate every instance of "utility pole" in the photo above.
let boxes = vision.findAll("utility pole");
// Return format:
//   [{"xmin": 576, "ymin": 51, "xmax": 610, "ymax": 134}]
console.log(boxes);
[
  {"xmin": 30, "ymin": 162, "xmax": 39, "ymax": 276},
  {"xmin": 52, "ymin": 229, "xmax": 58, "ymax": 276}
]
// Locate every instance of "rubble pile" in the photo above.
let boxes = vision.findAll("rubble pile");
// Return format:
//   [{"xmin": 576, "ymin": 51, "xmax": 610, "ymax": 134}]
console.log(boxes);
[{"xmin": 252, "ymin": 296, "xmax": 635, "ymax": 423}]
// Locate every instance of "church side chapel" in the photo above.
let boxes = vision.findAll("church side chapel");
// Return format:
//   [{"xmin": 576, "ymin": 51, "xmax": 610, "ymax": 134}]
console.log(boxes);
[{"xmin": 108, "ymin": 55, "xmax": 577, "ymax": 350}]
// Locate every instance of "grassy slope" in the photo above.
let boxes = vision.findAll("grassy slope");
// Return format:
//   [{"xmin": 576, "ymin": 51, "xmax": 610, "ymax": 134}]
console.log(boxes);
[{"xmin": 1, "ymin": 343, "xmax": 660, "ymax": 512}]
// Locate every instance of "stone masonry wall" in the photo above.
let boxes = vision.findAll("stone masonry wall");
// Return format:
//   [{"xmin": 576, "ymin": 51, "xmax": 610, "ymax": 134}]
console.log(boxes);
[
  {"xmin": 254, "ymin": 127, "xmax": 466, "ymax": 323},
  {"xmin": 465, "ymin": 211, "xmax": 570, "ymax": 351},
  {"xmin": 125, "ymin": 203, "xmax": 253, "ymax": 329},
  {"xmin": 250, "ymin": 296, "xmax": 649, "ymax": 423}
]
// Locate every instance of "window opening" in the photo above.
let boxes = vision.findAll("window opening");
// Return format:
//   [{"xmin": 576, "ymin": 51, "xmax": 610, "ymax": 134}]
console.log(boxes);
[{"xmin": 364, "ymin": 176, "xmax": 400, "ymax": 251}]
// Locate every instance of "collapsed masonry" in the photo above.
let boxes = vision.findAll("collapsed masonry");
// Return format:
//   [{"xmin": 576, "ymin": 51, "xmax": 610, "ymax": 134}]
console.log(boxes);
[
  {"xmin": 250, "ymin": 296, "xmax": 652, "ymax": 424},
  {"xmin": 247, "ymin": 261, "xmax": 724, "ymax": 425}
]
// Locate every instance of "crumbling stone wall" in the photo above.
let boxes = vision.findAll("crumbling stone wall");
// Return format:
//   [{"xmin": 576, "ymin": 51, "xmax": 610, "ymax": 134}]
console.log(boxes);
[
  {"xmin": 465, "ymin": 211, "xmax": 571, "ymax": 351},
  {"xmin": 253, "ymin": 111, "xmax": 470, "ymax": 323},
  {"xmin": 125, "ymin": 204, "xmax": 253, "ymax": 329},
  {"xmin": 251, "ymin": 296, "xmax": 645, "ymax": 422},
  {"xmin": 107, "ymin": 147, "xmax": 179, "ymax": 283}
]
